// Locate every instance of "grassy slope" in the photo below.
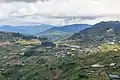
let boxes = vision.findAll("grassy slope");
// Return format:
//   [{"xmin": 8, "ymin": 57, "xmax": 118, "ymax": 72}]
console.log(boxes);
[
  {"xmin": 1, "ymin": 45, "xmax": 120, "ymax": 80},
  {"xmin": 0, "ymin": 39, "xmax": 120, "ymax": 80}
]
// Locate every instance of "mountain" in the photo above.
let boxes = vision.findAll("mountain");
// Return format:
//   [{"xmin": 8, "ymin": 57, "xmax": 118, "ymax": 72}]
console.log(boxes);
[
  {"xmin": 36, "ymin": 24, "xmax": 90, "ymax": 41},
  {"xmin": 46, "ymin": 24, "xmax": 90, "ymax": 32},
  {"xmin": 69, "ymin": 21, "xmax": 120, "ymax": 42},
  {"xmin": 0, "ymin": 25, "xmax": 53, "ymax": 35},
  {"xmin": 0, "ymin": 31, "xmax": 36, "ymax": 42},
  {"xmin": 1, "ymin": 22, "xmax": 120, "ymax": 80}
]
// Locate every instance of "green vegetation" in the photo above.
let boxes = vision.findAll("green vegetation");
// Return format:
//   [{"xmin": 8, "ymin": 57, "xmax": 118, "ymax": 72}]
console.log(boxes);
[
  {"xmin": 16, "ymin": 39, "xmax": 40, "ymax": 45},
  {"xmin": 0, "ymin": 31, "xmax": 37, "ymax": 42},
  {"xmin": 0, "ymin": 42, "xmax": 120, "ymax": 80},
  {"xmin": 0, "ymin": 21, "xmax": 120, "ymax": 80},
  {"xmin": 99, "ymin": 43, "xmax": 120, "ymax": 52}
]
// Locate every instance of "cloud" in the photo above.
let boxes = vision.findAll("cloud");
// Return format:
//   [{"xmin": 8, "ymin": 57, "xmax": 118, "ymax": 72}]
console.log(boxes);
[
  {"xmin": 0, "ymin": 0, "xmax": 49, "ymax": 3},
  {"xmin": 10, "ymin": 13, "xmax": 99, "ymax": 20},
  {"xmin": 0, "ymin": 0, "xmax": 120, "ymax": 25}
]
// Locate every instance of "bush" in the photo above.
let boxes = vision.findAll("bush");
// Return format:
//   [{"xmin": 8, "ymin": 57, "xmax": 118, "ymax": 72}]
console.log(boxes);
[{"xmin": 24, "ymin": 49, "xmax": 36, "ymax": 57}]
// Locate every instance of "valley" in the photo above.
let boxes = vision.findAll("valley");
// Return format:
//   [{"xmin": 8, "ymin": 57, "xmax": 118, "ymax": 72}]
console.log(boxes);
[{"xmin": 0, "ymin": 21, "xmax": 120, "ymax": 80}]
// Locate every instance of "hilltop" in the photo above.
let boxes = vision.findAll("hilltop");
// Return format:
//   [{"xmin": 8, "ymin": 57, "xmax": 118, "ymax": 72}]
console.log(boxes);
[
  {"xmin": 0, "ymin": 31, "xmax": 37, "ymax": 42},
  {"xmin": 69, "ymin": 21, "xmax": 120, "ymax": 43},
  {"xmin": 36, "ymin": 24, "xmax": 90, "ymax": 41}
]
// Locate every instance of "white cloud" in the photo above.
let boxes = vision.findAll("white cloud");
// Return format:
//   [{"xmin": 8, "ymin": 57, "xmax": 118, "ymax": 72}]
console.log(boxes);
[{"xmin": 0, "ymin": 0, "xmax": 120, "ymax": 25}]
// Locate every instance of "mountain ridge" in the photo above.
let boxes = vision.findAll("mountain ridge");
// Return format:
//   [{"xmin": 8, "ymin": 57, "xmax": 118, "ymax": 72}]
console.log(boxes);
[
  {"xmin": 36, "ymin": 24, "xmax": 90, "ymax": 41},
  {"xmin": 0, "ymin": 25, "xmax": 53, "ymax": 35},
  {"xmin": 68, "ymin": 21, "xmax": 120, "ymax": 42}
]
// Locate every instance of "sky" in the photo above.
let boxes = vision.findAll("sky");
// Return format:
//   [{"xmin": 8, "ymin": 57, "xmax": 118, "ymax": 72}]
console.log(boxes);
[{"xmin": 0, "ymin": 0, "xmax": 120, "ymax": 26}]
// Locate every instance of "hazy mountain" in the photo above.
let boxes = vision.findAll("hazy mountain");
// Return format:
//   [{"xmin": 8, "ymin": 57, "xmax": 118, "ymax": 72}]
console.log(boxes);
[
  {"xmin": 36, "ymin": 24, "xmax": 90, "ymax": 41},
  {"xmin": 0, "ymin": 25, "xmax": 53, "ymax": 35},
  {"xmin": 1, "ymin": 22, "xmax": 120, "ymax": 80},
  {"xmin": 45, "ymin": 24, "xmax": 90, "ymax": 32}
]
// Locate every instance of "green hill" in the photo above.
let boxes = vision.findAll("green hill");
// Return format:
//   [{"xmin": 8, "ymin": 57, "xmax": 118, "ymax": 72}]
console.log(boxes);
[
  {"xmin": 0, "ymin": 31, "xmax": 37, "ymax": 42},
  {"xmin": 0, "ymin": 43, "xmax": 120, "ymax": 80},
  {"xmin": 0, "ymin": 21, "xmax": 120, "ymax": 80},
  {"xmin": 69, "ymin": 21, "xmax": 120, "ymax": 43}
]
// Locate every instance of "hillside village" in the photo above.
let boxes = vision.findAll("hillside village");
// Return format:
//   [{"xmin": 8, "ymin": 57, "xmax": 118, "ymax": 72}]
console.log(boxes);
[{"xmin": 0, "ymin": 21, "xmax": 120, "ymax": 80}]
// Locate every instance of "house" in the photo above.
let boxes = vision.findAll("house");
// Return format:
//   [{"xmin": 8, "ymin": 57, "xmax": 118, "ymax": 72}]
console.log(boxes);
[
  {"xmin": 91, "ymin": 64, "xmax": 104, "ymax": 68},
  {"xmin": 62, "ymin": 54, "xmax": 66, "ymax": 57},
  {"xmin": 107, "ymin": 42, "xmax": 115, "ymax": 45},
  {"xmin": 71, "ymin": 48, "xmax": 76, "ymax": 51},
  {"xmin": 70, "ymin": 45, "xmax": 80, "ymax": 48},
  {"xmin": 12, "ymin": 59, "xmax": 22, "ymax": 66},
  {"xmin": 0, "ymin": 42, "xmax": 10, "ymax": 46},
  {"xmin": 110, "ymin": 63, "xmax": 116, "ymax": 67},
  {"xmin": 109, "ymin": 74, "xmax": 120, "ymax": 80}
]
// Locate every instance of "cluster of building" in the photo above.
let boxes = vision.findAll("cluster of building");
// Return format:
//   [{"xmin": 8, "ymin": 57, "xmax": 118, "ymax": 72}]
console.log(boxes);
[{"xmin": 0, "ymin": 42, "xmax": 11, "ymax": 46}]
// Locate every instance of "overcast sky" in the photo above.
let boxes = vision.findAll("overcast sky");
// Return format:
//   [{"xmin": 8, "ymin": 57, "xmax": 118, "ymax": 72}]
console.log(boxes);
[{"xmin": 0, "ymin": 0, "xmax": 120, "ymax": 26}]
